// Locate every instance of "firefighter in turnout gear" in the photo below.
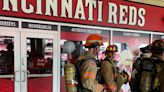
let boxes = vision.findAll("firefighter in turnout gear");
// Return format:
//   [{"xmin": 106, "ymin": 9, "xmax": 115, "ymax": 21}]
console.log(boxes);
[
  {"xmin": 75, "ymin": 34, "xmax": 104, "ymax": 92},
  {"xmin": 130, "ymin": 45, "xmax": 152, "ymax": 92},
  {"xmin": 139, "ymin": 40, "xmax": 164, "ymax": 92},
  {"xmin": 101, "ymin": 45, "xmax": 128, "ymax": 92}
]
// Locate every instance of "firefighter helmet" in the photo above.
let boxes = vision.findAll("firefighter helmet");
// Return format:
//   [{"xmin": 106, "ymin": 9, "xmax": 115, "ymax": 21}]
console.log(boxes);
[
  {"xmin": 83, "ymin": 34, "xmax": 103, "ymax": 48},
  {"xmin": 140, "ymin": 45, "xmax": 151, "ymax": 53},
  {"xmin": 104, "ymin": 45, "xmax": 118, "ymax": 58},
  {"xmin": 150, "ymin": 40, "xmax": 164, "ymax": 54},
  {"xmin": 104, "ymin": 45, "xmax": 118, "ymax": 53}
]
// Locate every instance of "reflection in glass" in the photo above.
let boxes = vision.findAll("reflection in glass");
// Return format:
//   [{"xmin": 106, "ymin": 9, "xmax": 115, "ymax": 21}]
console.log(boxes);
[
  {"xmin": 0, "ymin": 36, "xmax": 14, "ymax": 92},
  {"xmin": 112, "ymin": 31, "xmax": 150, "ymax": 92},
  {"xmin": 0, "ymin": 36, "xmax": 14, "ymax": 75},
  {"xmin": 27, "ymin": 38, "xmax": 53, "ymax": 92},
  {"xmin": 27, "ymin": 38, "xmax": 53, "ymax": 74},
  {"xmin": 153, "ymin": 34, "xmax": 164, "ymax": 41}
]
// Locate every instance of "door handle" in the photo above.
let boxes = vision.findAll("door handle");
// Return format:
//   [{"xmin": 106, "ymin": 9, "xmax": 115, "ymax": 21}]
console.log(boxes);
[
  {"xmin": 22, "ymin": 71, "xmax": 26, "ymax": 82},
  {"xmin": 14, "ymin": 71, "xmax": 19, "ymax": 82}
]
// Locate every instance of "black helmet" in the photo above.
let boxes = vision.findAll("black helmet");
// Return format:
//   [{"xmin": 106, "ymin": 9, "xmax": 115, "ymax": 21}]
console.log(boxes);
[
  {"xmin": 140, "ymin": 45, "xmax": 151, "ymax": 53},
  {"xmin": 150, "ymin": 40, "xmax": 164, "ymax": 54}
]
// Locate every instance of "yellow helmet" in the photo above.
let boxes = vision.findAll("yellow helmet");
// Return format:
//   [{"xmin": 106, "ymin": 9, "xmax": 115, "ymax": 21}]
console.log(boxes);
[{"xmin": 83, "ymin": 34, "xmax": 103, "ymax": 48}]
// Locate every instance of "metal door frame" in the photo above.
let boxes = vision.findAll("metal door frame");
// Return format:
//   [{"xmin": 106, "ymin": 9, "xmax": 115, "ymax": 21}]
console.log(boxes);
[
  {"xmin": 0, "ymin": 27, "xmax": 60, "ymax": 92},
  {"xmin": 0, "ymin": 27, "xmax": 21, "ymax": 92},
  {"xmin": 20, "ymin": 29, "xmax": 59, "ymax": 92}
]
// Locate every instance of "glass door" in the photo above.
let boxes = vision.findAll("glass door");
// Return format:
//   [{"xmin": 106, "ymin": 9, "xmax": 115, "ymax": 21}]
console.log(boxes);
[
  {"xmin": 0, "ymin": 27, "xmax": 21, "ymax": 92},
  {"xmin": 21, "ymin": 30, "xmax": 59, "ymax": 92}
]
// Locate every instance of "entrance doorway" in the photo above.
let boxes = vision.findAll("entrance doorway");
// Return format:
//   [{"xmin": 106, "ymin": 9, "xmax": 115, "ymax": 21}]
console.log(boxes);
[{"xmin": 0, "ymin": 27, "xmax": 59, "ymax": 92}]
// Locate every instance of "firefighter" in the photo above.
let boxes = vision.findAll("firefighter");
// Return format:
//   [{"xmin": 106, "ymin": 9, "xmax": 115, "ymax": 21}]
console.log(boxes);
[
  {"xmin": 101, "ymin": 45, "xmax": 128, "ymax": 92},
  {"xmin": 138, "ymin": 40, "xmax": 164, "ymax": 92},
  {"xmin": 151, "ymin": 39, "xmax": 164, "ymax": 92},
  {"xmin": 130, "ymin": 45, "xmax": 152, "ymax": 92},
  {"xmin": 75, "ymin": 34, "xmax": 104, "ymax": 92},
  {"xmin": 149, "ymin": 40, "xmax": 164, "ymax": 92}
]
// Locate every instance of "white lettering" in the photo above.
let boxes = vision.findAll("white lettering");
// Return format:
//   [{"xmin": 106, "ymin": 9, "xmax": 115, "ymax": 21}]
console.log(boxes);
[
  {"xmin": 129, "ymin": 6, "xmax": 137, "ymax": 25},
  {"xmin": 138, "ymin": 8, "xmax": 146, "ymax": 27},
  {"xmin": 72, "ymin": 28, "xmax": 101, "ymax": 34},
  {"xmin": 123, "ymin": 32, "xmax": 140, "ymax": 37},
  {"xmin": 0, "ymin": 21, "xmax": 16, "ymax": 27},
  {"xmin": 22, "ymin": 0, "xmax": 34, "ymax": 14},
  {"xmin": 2, "ymin": 0, "xmax": 18, "ymax": 12},
  {"xmin": 36, "ymin": 0, "xmax": 42, "ymax": 15},
  {"xmin": 85, "ymin": 0, "xmax": 96, "ymax": 21},
  {"xmin": 108, "ymin": 2, "xmax": 146, "ymax": 27},
  {"xmin": 97, "ymin": 1, "xmax": 103, "ymax": 22},
  {"xmin": 1, "ymin": 0, "xmax": 146, "ymax": 27},
  {"xmin": 119, "ymin": 5, "xmax": 128, "ymax": 24},
  {"xmin": 61, "ymin": 0, "xmax": 72, "ymax": 18},
  {"xmin": 28, "ymin": 24, "xmax": 52, "ymax": 30},
  {"xmin": 74, "ymin": 0, "xmax": 86, "ymax": 20},
  {"xmin": 108, "ymin": 2, "xmax": 117, "ymax": 24},
  {"xmin": 45, "ymin": 0, "xmax": 58, "ymax": 16}
]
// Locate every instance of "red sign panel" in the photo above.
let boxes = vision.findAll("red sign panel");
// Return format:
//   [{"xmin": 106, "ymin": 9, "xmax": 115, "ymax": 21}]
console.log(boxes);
[{"xmin": 0, "ymin": 0, "xmax": 163, "ymax": 32}]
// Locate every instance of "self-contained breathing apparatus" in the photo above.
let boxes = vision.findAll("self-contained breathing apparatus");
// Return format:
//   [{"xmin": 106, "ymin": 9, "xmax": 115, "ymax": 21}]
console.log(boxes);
[
  {"xmin": 75, "ymin": 56, "xmax": 96, "ymax": 92},
  {"xmin": 75, "ymin": 34, "xmax": 104, "ymax": 92},
  {"xmin": 63, "ymin": 41, "xmax": 77, "ymax": 92},
  {"xmin": 130, "ymin": 45, "xmax": 151, "ymax": 92},
  {"xmin": 64, "ymin": 63, "xmax": 77, "ymax": 92},
  {"xmin": 139, "ymin": 40, "xmax": 164, "ymax": 92},
  {"xmin": 103, "ymin": 45, "xmax": 129, "ymax": 84},
  {"xmin": 131, "ymin": 40, "xmax": 164, "ymax": 92},
  {"xmin": 100, "ymin": 45, "xmax": 129, "ymax": 92},
  {"xmin": 137, "ymin": 57, "xmax": 164, "ymax": 92}
]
